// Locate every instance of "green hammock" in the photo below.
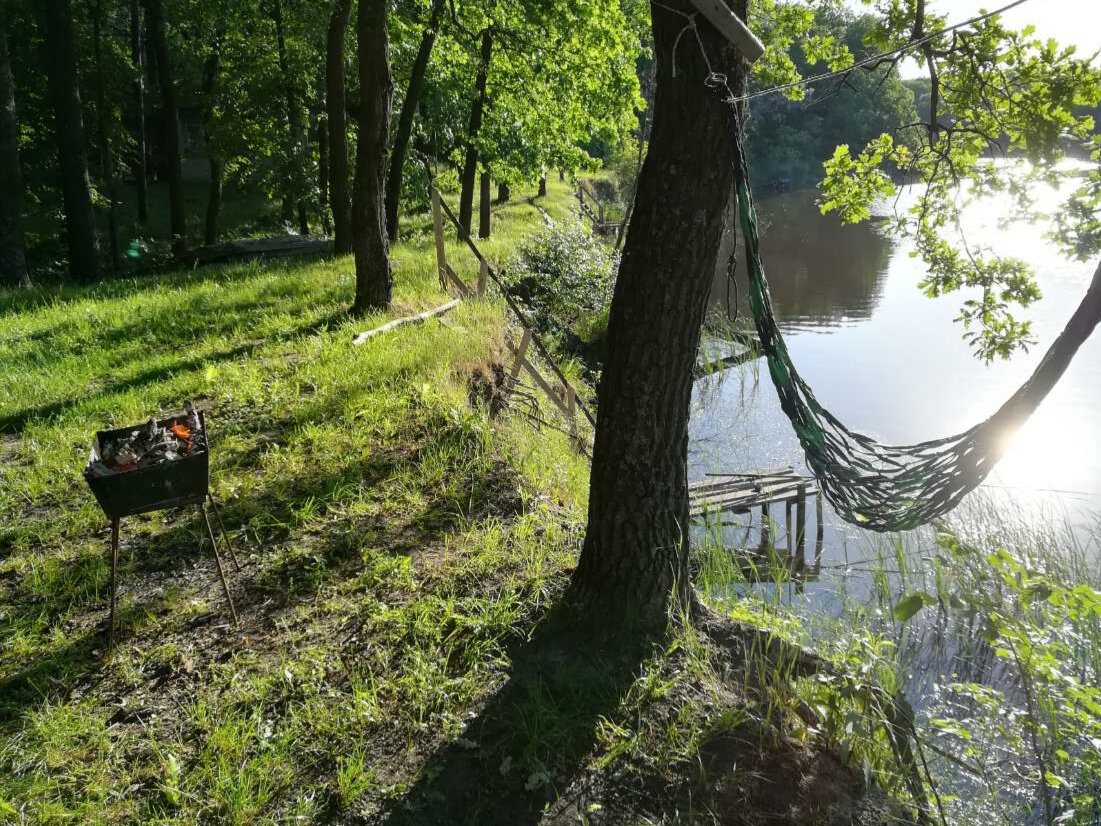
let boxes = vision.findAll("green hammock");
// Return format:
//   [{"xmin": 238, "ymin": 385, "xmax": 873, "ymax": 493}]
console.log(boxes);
[{"xmin": 728, "ymin": 110, "xmax": 1101, "ymax": 532}]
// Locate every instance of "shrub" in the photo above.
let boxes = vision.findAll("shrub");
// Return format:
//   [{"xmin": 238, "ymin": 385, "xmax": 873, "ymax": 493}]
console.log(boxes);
[{"xmin": 503, "ymin": 222, "xmax": 618, "ymax": 373}]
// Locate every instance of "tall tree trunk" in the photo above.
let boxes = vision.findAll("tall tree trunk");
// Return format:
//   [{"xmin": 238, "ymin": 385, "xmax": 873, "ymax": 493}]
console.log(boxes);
[
  {"xmin": 478, "ymin": 170, "xmax": 491, "ymax": 239},
  {"xmin": 384, "ymin": 0, "xmax": 445, "ymax": 241},
  {"xmin": 205, "ymin": 158, "xmax": 223, "ymax": 246},
  {"xmin": 43, "ymin": 0, "xmax": 99, "ymax": 282},
  {"xmin": 326, "ymin": 0, "xmax": 353, "ymax": 253},
  {"xmin": 318, "ymin": 115, "xmax": 332, "ymax": 236},
  {"xmin": 457, "ymin": 28, "xmax": 492, "ymax": 239},
  {"xmin": 270, "ymin": 0, "xmax": 309, "ymax": 236},
  {"xmin": 128, "ymin": 0, "xmax": 148, "ymax": 225},
  {"xmin": 0, "ymin": 15, "xmax": 30, "ymax": 288},
  {"xmin": 567, "ymin": 0, "xmax": 749, "ymax": 628},
  {"xmin": 144, "ymin": 0, "xmax": 185, "ymax": 255},
  {"xmin": 93, "ymin": 0, "xmax": 120, "ymax": 274},
  {"xmin": 350, "ymin": 0, "xmax": 393, "ymax": 315},
  {"xmin": 496, "ymin": 181, "xmax": 509, "ymax": 203},
  {"xmin": 200, "ymin": 40, "xmax": 222, "ymax": 246}
]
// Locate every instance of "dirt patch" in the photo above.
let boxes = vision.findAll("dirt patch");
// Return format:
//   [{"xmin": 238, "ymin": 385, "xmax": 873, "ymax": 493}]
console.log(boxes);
[{"xmin": 467, "ymin": 361, "xmax": 510, "ymax": 418}]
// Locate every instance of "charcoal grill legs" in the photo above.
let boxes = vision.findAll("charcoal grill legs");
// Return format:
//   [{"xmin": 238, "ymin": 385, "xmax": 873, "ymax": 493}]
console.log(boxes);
[
  {"xmin": 206, "ymin": 495, "xmax": 241, "ymax": 572},
  {"xmin": 108, "ymin": 518, "xmax": 120, "ymax": 644},
  {"xmin": 201, "ymin": 503, "xmax": 239, "ymax": 626}
]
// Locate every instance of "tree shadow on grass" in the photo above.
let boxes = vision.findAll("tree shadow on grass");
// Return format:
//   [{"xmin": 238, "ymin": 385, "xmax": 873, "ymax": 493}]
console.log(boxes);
[
  {"xmin": 0, "ymin": 307, "xmax": 347, "ymax": 433},
  {"xmin": 376, "ymin": 605, "xmax": 654, "ymax": 826},
  {"xmin": 0, "ymin": 423, "xmax": 520, "ymax": 729}
]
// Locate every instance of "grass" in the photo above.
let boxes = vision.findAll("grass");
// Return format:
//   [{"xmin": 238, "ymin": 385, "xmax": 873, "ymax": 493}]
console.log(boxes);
[{"xmin": 1, "ymin": 177, "xmax": 906, "ymax": 825}]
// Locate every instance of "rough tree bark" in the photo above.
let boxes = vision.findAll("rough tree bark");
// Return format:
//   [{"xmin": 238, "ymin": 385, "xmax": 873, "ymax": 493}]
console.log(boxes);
[
  {"xmin": 350, "ymin": 0, "xmax": 393, "ymax": 315},
  {"xmin": 128, "ymin": 0, "xmax": 148, "ymax": 225},
  {"xmin": 93, "ymin": 0, "xmax": 120, "ymax": 273},
  {"xmin": 566, "ymin": 0, "xmax": 749, "ymax": 628},
  {"xmin": 0, "ymin": 14, "xmax": 30, "ymax": 288},
  {"xmin": 326, "ymin": 0, "xmax": 353, "ymax": 253},
  {"xmin": 43, "ymin": 0, "xmax": 99, "ymax": 282},
  {"xmin": 457, "ymin": 28, "xmax": 492, "ymax": 239},
  {"xmin": 478, "ymin": 170, "xmax": 491, "ymax": 239},
  {"xmin": 144, "ymin": 0, "xmax": 185, "ymax": 255},
  {"xmin": 270, "ymin": 0, "xmax": 309, "ymax": 235},
  {"xmin": 384, "ymin": 0, "xmax": 445, "ymax": 241}
]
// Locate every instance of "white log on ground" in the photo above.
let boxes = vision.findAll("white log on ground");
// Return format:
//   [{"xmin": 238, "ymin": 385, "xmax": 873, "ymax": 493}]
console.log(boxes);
[{"xmin": 352, "ymin": 299, "xmax": 461, "ymax": 344}]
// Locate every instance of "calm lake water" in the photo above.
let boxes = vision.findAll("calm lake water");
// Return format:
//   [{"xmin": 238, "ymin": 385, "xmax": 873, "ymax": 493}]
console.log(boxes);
[{"xmin": 689, "ymin": 179, "xmax": 1101, "ymax": 595}]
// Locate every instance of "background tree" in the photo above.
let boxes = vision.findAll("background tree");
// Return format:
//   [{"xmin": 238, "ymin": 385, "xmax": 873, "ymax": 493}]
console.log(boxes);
[
  {"xmin": 143, "ymin": 0, "xmax": 184, "ymax": 255},
  {"xmin": 385, "ymin": 0, "xmax": 446, "ymax": 241},
  {"xmin": 267, "ymin": 0, "xmax": 310, "ymax": 235},
  {"xmin": 457, "ymin": 26, "xmax": 491, "ymax": 239},
  {"xmin": 91, "ymin": 0, "xmax": 120, "ymax": 272},
  {"xmin": 127, "ymin": 0, "xmax": 148, "ymax": 225},
  {"xmin": 326, "ymin": 0, "xmax": 353, "ymax": 253},
  {"xmin": 0, "ymin": 4, "xmax": 30, "ymax": 288},
  {"xmin": 43, "ymin": 0, "xmax": 99, "ymax": 282},
  {"xmin": 351, "ymin": 0, "xmax": 394, "ymax": 314}
]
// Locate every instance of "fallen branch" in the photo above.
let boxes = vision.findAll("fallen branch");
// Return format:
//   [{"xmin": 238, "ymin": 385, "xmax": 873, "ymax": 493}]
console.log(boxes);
[{"xmin": 352, "ymin": 299, "xmax": 461, "ymax": 345}]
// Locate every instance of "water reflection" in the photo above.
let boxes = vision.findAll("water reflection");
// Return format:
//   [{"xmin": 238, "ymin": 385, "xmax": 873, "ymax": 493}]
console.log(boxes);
[
  {"xmin": 693, "ymin": 183, "xmax": 1101, "ymax": 529},
  {"xmin": 710, "ymin": 191, "xmax": 893, "ymax": 328}
]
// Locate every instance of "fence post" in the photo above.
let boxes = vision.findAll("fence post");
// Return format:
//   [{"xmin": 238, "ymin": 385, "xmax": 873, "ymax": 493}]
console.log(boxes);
[
  {"xmin": 508, "ymin": 329, "xmax": 532, "ymax": 393},
  {"xmin": 430, "ymin": 186, "xmax": 448, "ymax": 290},
  {"xmin": 814, "ymin": 491, "xmax": 825, "ymax": 570},
  {"xmin": 795, "ymin": 483, "xmax": 807, "ymax": 559},
  {"xmin": 478, "ymin": 259, "xmax": 489, "ymax": 297}
]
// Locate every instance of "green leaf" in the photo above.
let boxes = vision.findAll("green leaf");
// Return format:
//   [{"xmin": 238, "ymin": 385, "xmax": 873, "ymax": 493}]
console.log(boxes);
[{"xmin": 893, "ymin": 591, "xmax": 936, "ymax": 622}]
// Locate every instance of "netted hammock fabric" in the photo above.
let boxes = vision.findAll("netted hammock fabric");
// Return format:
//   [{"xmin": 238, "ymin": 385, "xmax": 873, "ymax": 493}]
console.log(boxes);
[{"xmin": 728, "ymin": 109, "xmax": 1101, "ymax": 532}]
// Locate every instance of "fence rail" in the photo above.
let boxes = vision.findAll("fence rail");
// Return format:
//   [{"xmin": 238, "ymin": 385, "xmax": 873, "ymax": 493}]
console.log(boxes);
[{"xmin": 429, "ymin": 184, "xmax": 597, "ymax": 450}]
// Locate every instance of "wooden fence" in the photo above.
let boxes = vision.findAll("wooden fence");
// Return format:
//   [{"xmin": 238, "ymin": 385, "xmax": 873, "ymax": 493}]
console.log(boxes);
[
  {"xmin": 429, "ymin": 184, "xmax": 596, "ymax": 454},
  {"xmin": 576, "ymin": 182, "xmax": 624, "ymax": 238}
]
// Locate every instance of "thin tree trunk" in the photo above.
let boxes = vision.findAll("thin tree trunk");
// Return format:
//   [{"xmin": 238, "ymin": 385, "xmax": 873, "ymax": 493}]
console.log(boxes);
[
  {"xmin": 326, "ymin": 0, "xmax": 353, "ymax": 253},
  {"xmin": 205, "ymin": 158, "xmax": 223, "ymax": 246},
  {"xmin": 128, "ymin": 0, "xmax": 148, "ymax": 225},
  {"xmin": 496, "ymin": 181, "xmax": 509, "ymax": 202},
  {"xmin": 384, "ymin": 0, "xmax": 445, "ymax": 241},
  {"xmin": 43, "ymin": 0, "xmax": 99, "ymax": 282},
  {"xmin": 538, "ymin": 173, "xmax": 547, "ymax": 197},
  {"xmin": 0, "ymin": 15, "xmax": 30, "ymax": 288},
  {"xmin": 567, "ymin": 0, "xmax": 749, "ymax": 628},
  {"xmin": 200, "ymin": 40, "xmax": 222, "ymax": 246},
  {"xmin": 93, "ymin": 0, "xmax": 120, "ymax": 274},
  {"xmin": 271, "ymin": 0, "xmax": 309, "ymax": 236},
  {"xmin": 457, "ymin": 28, "xmax": 492, "ymax": 239},
  {"xmin": 350, "ymin": 0, "xmax": 393, "ymax": 315},
  {"xmin": 478, "ymin": 170, "xmax": 491, "ymax": 239},
  {"xmin": 144, "ymin": 0, "xmax": 185, "ymax": 255},
  {"xmin": 318, "ymin": 115, "xmax": 332, "ymax": 236}
]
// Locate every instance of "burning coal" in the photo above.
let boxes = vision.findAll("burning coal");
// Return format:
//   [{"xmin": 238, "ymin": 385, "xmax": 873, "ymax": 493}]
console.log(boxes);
[{"xmin": 87, "ymin": 402, "xmax": 206, "ymax": 477}]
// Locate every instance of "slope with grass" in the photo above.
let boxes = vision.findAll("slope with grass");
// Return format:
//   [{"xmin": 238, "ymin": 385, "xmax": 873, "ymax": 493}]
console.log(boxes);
[{"xmin": 1, "ymin": 180, "xmax": 901, "ymax": 825}]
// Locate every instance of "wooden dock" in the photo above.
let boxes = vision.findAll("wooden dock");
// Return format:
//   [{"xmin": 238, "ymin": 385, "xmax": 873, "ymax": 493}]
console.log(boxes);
[{"xmin": 689, "ymin": 468, "xmax": 824, "ymax": 583}]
